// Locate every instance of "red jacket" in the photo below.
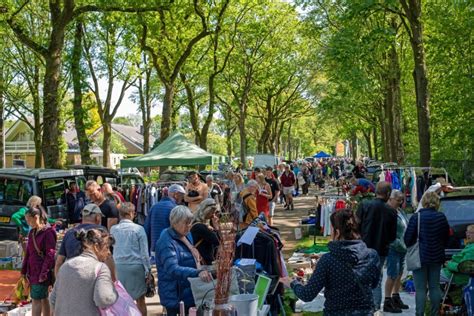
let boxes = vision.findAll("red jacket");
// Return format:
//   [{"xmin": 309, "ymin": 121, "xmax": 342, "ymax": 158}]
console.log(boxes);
[{"xmin": 280, "ymin": 171, "xmax": 295, "ymax": 187}]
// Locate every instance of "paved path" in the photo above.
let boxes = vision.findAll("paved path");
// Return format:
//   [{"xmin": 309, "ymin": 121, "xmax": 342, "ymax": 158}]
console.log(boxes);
[{"xmin": 272, "ymin": 193, "xmax": 317, "ymax": 259}]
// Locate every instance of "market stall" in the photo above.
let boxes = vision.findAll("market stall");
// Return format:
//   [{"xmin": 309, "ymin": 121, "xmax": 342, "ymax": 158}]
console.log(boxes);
[
  {"xmin": 120, "ymin": 132, "xmax": 224, "ymax": 223},
  {"xmin": 120, "ymin": 131, "xmax": 224, "ymax": 169}
]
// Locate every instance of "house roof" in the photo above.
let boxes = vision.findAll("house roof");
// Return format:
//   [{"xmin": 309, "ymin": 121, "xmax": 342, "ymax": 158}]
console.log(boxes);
[
  {"xmin": 6, "ymin": 119, "xmax": 153, "ymax": 154},
  {"xmin": 90, "ymin": 124, "xmax": 155, "ymax": 152},
  {"xmin": 112, "ymin": 124, "xmax": 156, "ymax": 151}
]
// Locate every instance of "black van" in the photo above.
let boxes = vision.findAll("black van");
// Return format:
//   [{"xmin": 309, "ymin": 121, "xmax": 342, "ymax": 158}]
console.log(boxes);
[{"xmin": 0, "ymin": 168, "xmax": 86, "ymax": 241}]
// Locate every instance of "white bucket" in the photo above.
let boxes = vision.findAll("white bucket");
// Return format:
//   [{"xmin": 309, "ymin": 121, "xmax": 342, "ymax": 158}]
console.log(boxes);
[{"xmin": 228, "ymin": 294, "xmax": 258, "ymax": 316}]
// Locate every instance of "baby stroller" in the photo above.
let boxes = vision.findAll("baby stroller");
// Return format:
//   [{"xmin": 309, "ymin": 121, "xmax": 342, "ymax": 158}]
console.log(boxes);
[{"xmin": 442, "ymin": 260, "xmax": 474, "ymax": 315}]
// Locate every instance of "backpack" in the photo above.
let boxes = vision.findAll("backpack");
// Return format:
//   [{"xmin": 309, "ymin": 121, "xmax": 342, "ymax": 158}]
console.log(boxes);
[{"xmin": 236, "ymin": 192, "xmax": 253, "ymax": 223}]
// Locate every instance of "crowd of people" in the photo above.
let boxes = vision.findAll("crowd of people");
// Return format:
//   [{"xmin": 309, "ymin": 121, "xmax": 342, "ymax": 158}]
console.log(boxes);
[
  {"xmin": 281, "ymin": 180, "xmax": 455, "ymax": 316},
  {"xmin": 14, "ymin": 158, "xmax": 464, "ymax": 316}
]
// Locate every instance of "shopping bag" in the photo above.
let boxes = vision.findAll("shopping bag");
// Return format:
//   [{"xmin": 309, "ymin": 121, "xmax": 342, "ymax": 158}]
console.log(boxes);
[
  {"xmin": 12, "ymin": 276, "xmax": 30, "ymax": 304},
  {"xmin": 406, "ymin": 212, "xmax": 421, "ymax": 271},
  {"xmin": 98, "ymin": 280, "xmax": 141, "ymax": 316}
]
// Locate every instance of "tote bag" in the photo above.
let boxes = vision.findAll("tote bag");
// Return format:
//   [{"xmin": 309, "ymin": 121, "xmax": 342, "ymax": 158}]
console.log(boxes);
[
  {"xmin": 95, "ymin": 264, "xmax": 141, "ymax": 316},
  {"xmin": 406, "ymin": 212, "xmax": 422, "ymax": 271}
]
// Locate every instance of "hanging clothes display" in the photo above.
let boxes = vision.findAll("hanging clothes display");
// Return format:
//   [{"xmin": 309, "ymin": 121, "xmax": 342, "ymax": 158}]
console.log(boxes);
[{"xmin": 235, "ymin": 218, "xmax": 286, "ymax": 315}]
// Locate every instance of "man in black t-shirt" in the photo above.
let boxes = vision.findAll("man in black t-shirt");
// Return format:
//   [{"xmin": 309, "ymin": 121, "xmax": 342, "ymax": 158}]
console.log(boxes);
[
  {"xmin": 85, "ymin": 180, "xmax": 118, "ymax": 230},
  {"xmin": 265, "ymin": 167, "xmax": 280, "ymax": 226}
]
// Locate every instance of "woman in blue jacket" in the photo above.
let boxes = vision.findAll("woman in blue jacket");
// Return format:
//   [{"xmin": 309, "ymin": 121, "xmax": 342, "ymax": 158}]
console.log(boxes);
[
  {"xmin": 405, "ymin": 192, "xmax": 450, "ymax": 316},
  {"xmin": 280, "ymin": 209, "xmax": 380, "ymax": 315},
  {"xmin": 156, "ymin": 205, "xmax": 212, "ymax": 315}
]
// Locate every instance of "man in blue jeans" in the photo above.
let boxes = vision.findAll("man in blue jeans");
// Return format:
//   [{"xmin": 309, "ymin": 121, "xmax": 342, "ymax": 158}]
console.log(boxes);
[{"xmin": 356, "ymin": 181, "xmax": 397, "ymax": 311}]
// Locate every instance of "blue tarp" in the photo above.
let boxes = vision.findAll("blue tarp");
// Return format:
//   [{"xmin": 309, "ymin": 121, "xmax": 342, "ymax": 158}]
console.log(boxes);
[{"xmin": 313, "ymin": 151, "xmax": 332, "ymax": 158}]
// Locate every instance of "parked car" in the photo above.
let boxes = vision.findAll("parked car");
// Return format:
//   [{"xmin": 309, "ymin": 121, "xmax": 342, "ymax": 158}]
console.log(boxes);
[
  {"xmin": 70, "ymin": 165, "xmax": 145, "ymax": 187},
  {"xmin": 69, "ymin": 165, "xmax": 118, "ymax": 184},
  {"xmin": 119, "ymin": 172, "xmax": 145, "ymax": 186},
  {"xmin": 200, "ymin": 171, "xmax": 225, "ymax": 182},
  {"xmin": 0, "ymin": 168, "xmax": 86, "ymax": 241},
  {"xmin": 439, "ymin": 187, "xmax": 474, "ymax": 258}
]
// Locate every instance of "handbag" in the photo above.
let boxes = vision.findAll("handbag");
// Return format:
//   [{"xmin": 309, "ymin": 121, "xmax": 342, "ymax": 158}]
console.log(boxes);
[
  {"xmin": 95, "ymin": 264, "xmax": 141, "ymax": 316},
  {"xmin": 406, "ymin": 212, "xmax": 422, "ymax": 271},
  {"xmin": 145, "ymin": 272, "xmax": 156, "ymax": 298}
]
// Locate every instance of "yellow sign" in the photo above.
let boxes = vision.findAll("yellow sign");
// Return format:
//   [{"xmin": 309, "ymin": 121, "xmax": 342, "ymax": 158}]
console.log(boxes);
[{"xmin": 0, "ymin": 216, "xmax": 11, "ymax": 223}]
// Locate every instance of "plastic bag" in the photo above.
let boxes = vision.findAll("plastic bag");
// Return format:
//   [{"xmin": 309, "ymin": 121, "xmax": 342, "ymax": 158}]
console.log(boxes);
[
  {"xmin": 98, "ymin": 280, "xmax": 141, "ymax": 316},
  {"xmin": 12, "ymin": 276, "xmax": 30, "ymax": 304}
]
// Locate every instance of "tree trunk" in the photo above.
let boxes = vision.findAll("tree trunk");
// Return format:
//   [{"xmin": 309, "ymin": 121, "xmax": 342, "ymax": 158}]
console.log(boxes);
[
  {"xmin": 363, "ymin": 129, "xmax": 373, "ymax": 159},
  {"xmin": 258, "ymin": 96, "xmax": 273, "ymax": 154},
  {"xmin": 373, "ymin": 127, "xmax": 378, "ymax": 161},
  {"xmin": 388, "ymin": 29, "xmax": 405, "ymax": 164},
  {"xmin": 32, "ymin": 66, "xmax": 42, "ymax": 168},
  {"xmin": 0, "ymin": 68, "xmax": 4, "ymax": 168},
  {"xmin": 238, "ymin": 112, "xmax": 247, "ymax": 169},
  {"xmin": 33, "ymin": 125, "xmax": 42, "ymax": 168},
  {"xmin": 72, "ymin": 21, "xmax": 92, "ymax": 165},
  {"xmin": 351, "ymin": 132, "xmax": 358, "ymax": 160},
  {"xmin": 180, "ymin": 73, "xmax": 200, "ymax": 145},
  {"xmin": 200, "ymin": 73, "xmax": 218, "ymax": 151},
  {"xmin": 287, "ymin": 121, "xmax": 292, "ymax": 161},
  {"xmin": 160, "ymin": 84, "xmax": 175, "ymax": 142},
  {"xmin": 102, "ymin": 123, "xmax": 111, "ymax": 167},
  {"xmin": 378, "ymin": 109, "xmax": 388, "ymax": 161},
  {"xmin": 42, "ymin": 21, "xmax": 68, "ymax": 169},
  {"xmin": 226, "ymin": 127, "xmax": 233, "ymax": 158},
  {"xmin": 400, "ymin": 0, "xmax": 431, "ymax": 167},
  {"xmin": 138, "ymin": 63, "xmax": 152, "ymax": 155}
]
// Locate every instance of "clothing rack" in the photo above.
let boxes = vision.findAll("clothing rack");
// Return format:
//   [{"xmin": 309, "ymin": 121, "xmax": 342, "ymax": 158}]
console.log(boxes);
[{"xmin": 313, "ymin": 194, "xmax": 347, "ymax": 243}]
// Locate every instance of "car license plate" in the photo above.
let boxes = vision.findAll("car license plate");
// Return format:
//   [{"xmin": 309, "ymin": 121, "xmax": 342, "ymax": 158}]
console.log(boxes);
[{"xmin": 0, "ymin": 216, "xmax": 10, "ymax": 223}]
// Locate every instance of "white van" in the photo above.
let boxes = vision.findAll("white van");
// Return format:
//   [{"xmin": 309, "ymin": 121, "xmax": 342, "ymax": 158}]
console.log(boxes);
[{"xmin": 253, "ymin": 154, "xmax": 280, "ymax": 169}]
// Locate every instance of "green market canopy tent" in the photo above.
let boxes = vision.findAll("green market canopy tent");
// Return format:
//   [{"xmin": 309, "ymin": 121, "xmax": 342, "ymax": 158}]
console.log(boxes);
[{"xmin": 120, "ymin": 132, "xmax": 223, "ymax": 168}]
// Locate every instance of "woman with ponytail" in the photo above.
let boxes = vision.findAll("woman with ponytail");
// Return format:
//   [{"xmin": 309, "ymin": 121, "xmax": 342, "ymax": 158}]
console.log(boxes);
[
  {"xmin": 21, "ymin": 206, "xmax": 56, "ymax": 316},
  {"xmin": 280, "ymin": 209, "xmax": 380, "ymax": 316},
  {"xmin": 50, "ymin": 228, "xmax": 118, "ymax": 315}
]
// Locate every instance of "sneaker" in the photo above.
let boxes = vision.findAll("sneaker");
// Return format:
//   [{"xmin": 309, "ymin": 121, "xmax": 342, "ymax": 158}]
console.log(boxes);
[
  {"xmin": 383, "ymin": 297, "xmax": 402, "ymax": 313},
  {"xmin": 392, "ymin": 293, "xmax": 409, "ymax": 310}
]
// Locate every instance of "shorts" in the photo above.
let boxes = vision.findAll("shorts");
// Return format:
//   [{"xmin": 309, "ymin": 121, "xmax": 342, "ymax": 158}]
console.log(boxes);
[
  {"xmin": 30, "ymin": 284, "xmax": 49, "ymax": 300},
  {"xmin": 269, "ymin": 202, "xmax": 276, "ymax": 217},
  {"xmin": 386, "ymin": 248, "xmax": 406, "ymax": 279},
  {"xmin": 282, "ymin": 186, "xmax": 294, "ymax": 196}
]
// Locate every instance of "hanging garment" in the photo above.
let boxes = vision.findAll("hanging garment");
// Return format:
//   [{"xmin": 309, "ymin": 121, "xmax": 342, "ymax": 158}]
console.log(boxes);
[
  {"xmin": 391, "ymin": 171, "xmax": 401, "ymax": 190},
  {"xmin": 335, "ymin": 200, "xmax": 346, "ymax": 210},
  {"xmin": 379, "ymin": 171, "xmax": 386, "ymax": 182}
]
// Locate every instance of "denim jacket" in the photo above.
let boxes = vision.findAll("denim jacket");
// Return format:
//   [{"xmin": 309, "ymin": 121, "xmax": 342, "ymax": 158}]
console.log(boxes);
[{"xmin": 110, "ymin": 219, "xmax": 150, "ymax": 273}]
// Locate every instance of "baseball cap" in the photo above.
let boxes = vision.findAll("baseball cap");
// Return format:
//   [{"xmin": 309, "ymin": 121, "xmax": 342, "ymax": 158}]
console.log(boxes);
[
  {"xmin": 82, "ymin": 203, "xmax": 104, "ymax": 217},
  {"xmin": 168, "ymin": 184, "xmax": 186, "ymax": 194}
]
